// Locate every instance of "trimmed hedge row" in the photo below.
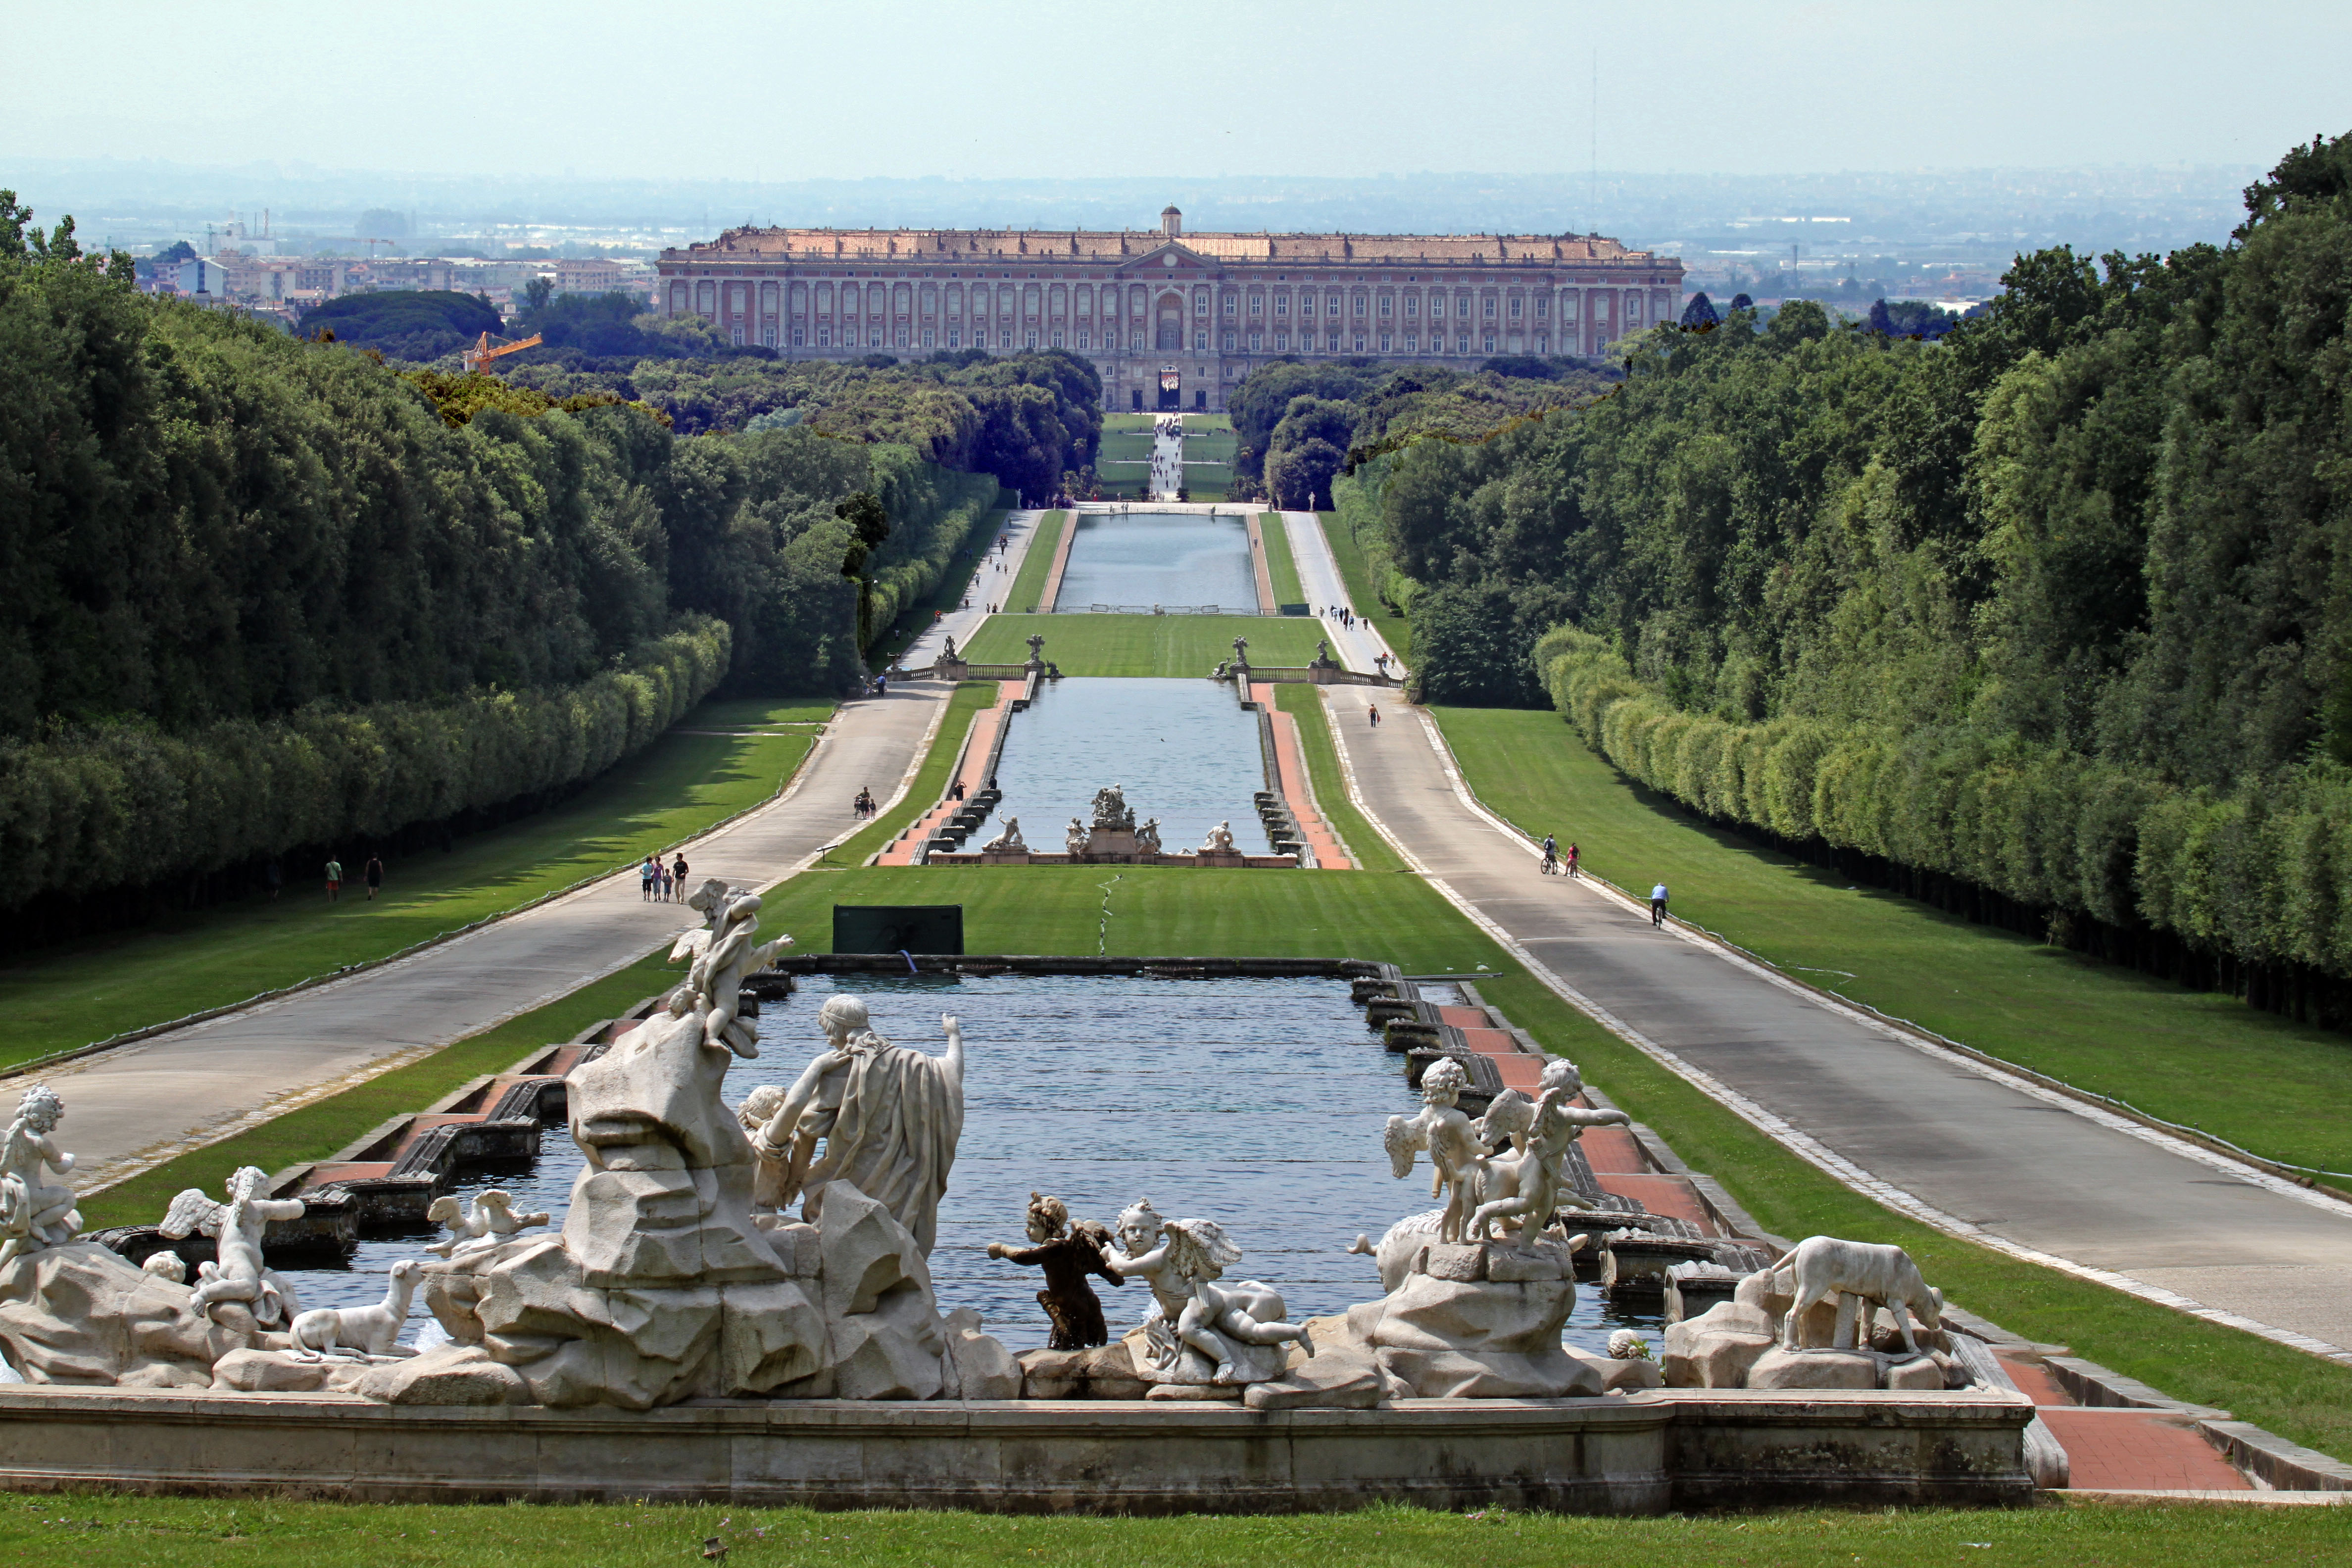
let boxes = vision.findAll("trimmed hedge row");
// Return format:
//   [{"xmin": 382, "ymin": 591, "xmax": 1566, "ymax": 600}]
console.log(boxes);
[
  {"xmin": 861, "ymin": 451, "xmax": 1004, "ymax": 648},
  {"xmin": 1538, "ymin": 625, "xmax": 2352, "ymax": 978},
  {"xmin": 0, "ymin": 617, "xmax": 730, "ymax": 910}
]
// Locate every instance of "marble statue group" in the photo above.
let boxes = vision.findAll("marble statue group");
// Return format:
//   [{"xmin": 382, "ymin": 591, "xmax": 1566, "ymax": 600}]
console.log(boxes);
[{"xmin": 0, "ymin": 885, "xmax": 1967, "ymax": 1409}]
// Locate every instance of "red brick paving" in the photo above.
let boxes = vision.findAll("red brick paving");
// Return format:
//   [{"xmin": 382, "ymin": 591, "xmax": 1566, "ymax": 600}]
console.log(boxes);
[{"xmin": 2038, "ymin": 1409, "xmax": 2250, "ymax": 1491}]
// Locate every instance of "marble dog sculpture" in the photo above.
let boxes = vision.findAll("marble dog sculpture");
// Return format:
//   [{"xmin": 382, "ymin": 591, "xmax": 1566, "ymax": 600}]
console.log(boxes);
[
  {"xmin": 1765, "ymin": 1235, "xmax": 1944, "ymax": 1354},
  {"xmin": 288, "ymin": 1260, "xmax": 421, "ymax": 1360}
]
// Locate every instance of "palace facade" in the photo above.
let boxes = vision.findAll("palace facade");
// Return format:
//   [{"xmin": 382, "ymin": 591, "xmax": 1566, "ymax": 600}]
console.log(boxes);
[{"xmin": 655, "ymin": 207, "xmax": 1682, "ymax": 412}]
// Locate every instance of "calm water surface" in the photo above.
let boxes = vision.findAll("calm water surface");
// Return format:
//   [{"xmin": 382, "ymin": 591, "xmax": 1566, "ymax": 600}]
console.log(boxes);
[
  {"xmin": 1054, "ymin": 512, "xmax": 1256, "ymax": 611},
  {"xmin": 282, "ymin": 974, "xmax": 1662, "ymax": 1354},
  {"xmin": 990, "ymin": 677, "xmax": 1270, "ymax": 855}
]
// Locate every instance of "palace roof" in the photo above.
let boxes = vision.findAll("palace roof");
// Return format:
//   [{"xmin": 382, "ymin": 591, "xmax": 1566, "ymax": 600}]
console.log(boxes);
[{"xmin": 663, "ymin": 226, "xmax": 1656, "ymax": 268}]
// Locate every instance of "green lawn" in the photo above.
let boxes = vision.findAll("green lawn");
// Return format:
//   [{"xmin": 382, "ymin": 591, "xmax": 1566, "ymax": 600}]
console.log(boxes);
[
  {"xmin": 1101, "ymin": 411, "xmax": 1158, "ymax": 432},
  {"xmin": 1434, "ymin": 704, "xmax": 2352, "ymax": 1177},
  {"xmin": 1181, "ymin": 428, "xmax": 1237, "ymax": 498},
  {"xmin": 1260, "ymin": 511, "xmax": 1304, "ymax": 606},
  {"xmin": 0, "ymin": 1495, "xmax": 2340, "ymax": 1564},
  {"xmin": 963, "ymin": 615, "xmax": 1330, "ymax": 676},
  {"xmin": 1002, "ymin": 511, "xmax": 1066, "ymax": 613},
  {"xmin": 1274, "ymin": 683, "xmax": 1407, "ymax": 873},
  {"xmin": 1318, "ymin": 509, "xmax": 1412, "ymax": 661},
  {"xmin": 0, "ymin": 702, "xmax": 829, "ymax": 1074},
  {"xmin": 1184, "ymin": 411, "xmax": 1234, "ymax": 432}
]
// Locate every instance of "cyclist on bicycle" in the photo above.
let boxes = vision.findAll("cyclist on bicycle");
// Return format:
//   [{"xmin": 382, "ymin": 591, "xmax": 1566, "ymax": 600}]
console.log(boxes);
[{"xmin": 1540, "ymin": 834, "xmax": 1559, "ymax": 875}]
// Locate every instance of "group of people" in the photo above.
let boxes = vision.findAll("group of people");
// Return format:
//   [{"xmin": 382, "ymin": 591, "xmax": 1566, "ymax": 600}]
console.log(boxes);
[
  {"xmin": 1537, "ymin": 835, "xmax": 1581, "ymax": 879},
  {"xmin": 638, "ymin": 852, "xmax": 692, "ymax": 903},
  {"xmin": 319, "ymin": 855, "xmax": 384, "ymax": 902},
  {"xmin": 851, "ymin": 786, "xmax": 878, "ymax": 819},
  {"xmin": 1322, "ymin": 605, "xmax": 1359, "ymax": 629},
  {"xmin": 1537, "ymin": 834, "xmax": 1670, "ymax": 926}
]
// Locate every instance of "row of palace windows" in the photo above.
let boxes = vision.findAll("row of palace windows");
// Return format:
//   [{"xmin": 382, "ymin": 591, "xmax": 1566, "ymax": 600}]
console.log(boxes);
[
  {"xmin": 732, "ymin": 324, "xmax": 1622, "ymax": 357},
  {"xmin": 674, "ymin": 278, "xmax": 1659, "ymax": 328}
]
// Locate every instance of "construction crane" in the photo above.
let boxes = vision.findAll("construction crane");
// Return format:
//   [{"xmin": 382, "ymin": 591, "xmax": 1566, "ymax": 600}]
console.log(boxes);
[{"xmin": 460, "ymin": 331, "xmax": 542, "ymax": 376}]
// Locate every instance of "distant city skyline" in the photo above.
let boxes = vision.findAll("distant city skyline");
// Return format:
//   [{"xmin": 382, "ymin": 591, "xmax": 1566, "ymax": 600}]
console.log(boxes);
[{"xmin": 5, "ymin": 1, "xmax": 2346, "ymax": 182}]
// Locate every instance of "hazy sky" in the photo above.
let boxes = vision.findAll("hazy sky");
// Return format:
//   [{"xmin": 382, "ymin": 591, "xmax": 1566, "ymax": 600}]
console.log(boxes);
[{"xmin": 9, "ymin": 1, "xmax": 2347, "ymax": 181}]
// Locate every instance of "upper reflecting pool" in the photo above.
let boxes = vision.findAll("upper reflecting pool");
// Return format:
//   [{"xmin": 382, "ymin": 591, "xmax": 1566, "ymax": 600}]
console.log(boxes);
[
  {"xmin": 1054, "ymin": 512, "xmax": 1256, "ymax": 611},
  {"xmin": 991, "ymin": 676, "xmax": 1270, "ymax": 856}
]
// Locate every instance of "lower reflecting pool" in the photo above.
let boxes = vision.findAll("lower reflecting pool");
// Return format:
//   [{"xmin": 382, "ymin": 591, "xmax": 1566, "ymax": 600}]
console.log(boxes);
[
  {"xmin": 990, "ymin": 676, "xmax": 1271, "ymax": 856},
  {"xmin": 280, "ymin": 973, "xmax": 1665, "ymax": 1355}
]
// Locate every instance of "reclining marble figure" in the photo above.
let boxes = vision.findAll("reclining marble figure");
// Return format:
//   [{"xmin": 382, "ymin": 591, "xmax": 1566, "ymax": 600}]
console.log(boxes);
[
  {"xmin": 1110, "ymin": 1199, "xmax": 1311, "ymax": 1385},
  {"xmin": 0, "ymin": 1085, "xmax": 80, "ymax": 1271},
  {"xmin": 424, "ymin": 1189, "xmax": 550, "ymax": 1258},
  {"xmin": 981, "ymin": 817, "xmax": 1027, "ymax": 853}
]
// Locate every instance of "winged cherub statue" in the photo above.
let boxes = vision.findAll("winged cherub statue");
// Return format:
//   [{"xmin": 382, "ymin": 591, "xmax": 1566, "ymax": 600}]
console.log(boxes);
[
  {"xmin": 1465, "ymin": 1057, "xmax": 1629, "ymax": 1242},
  {"xmin": 1383, "ymin": 1056, "xmax": 1484, "ymax": 1244},
  {"xmin": 0, "ymin": 1085, "xmax": 80, "ymax": 1270},
  {"xmin": 159, "ymin": 1166, "xmax": 308, "ymax": 1328},
  {"xmin": 668, "ymin": 879, "xmax": 793, "ymax": 1058},
  {"xmin": 1109, "ymin": 1199, "xmax": 1311, "ymax": 1384}
]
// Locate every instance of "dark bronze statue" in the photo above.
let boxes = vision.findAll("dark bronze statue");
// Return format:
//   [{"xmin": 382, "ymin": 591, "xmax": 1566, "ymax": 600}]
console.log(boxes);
[{"xmin": 986, "ymin": 1192, "xmax": 1121, "ymax": 1349}]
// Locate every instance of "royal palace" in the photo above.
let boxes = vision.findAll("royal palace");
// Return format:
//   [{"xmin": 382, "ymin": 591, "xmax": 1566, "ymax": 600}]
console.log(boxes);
[{"xmin": 656, "ymin": 206, "xmax": 1683, "ymax": 411}]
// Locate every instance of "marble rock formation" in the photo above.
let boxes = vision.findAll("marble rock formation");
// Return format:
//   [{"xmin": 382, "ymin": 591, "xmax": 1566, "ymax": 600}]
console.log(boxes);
[
  {"xmin": 1321, "ymin": 1211, "xmax": 1599, "ymax": 1399},
  {"xmin": 0, "ymin": 1241, "xmax": 257, "ymax": 1387},
  {"xmin": 414, "ymin": 980, "xmax": 1001, "ymax": 1410}
]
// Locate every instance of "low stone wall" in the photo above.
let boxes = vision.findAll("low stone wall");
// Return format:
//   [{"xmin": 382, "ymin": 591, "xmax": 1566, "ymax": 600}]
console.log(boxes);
[
  {"xmin": 1229, "ymin": 665, "xmax": 1402, "ymax": 688},
  {"xmin": 0, "ymin": 1387, "xmax": 2033, "ymax": 1513},
  {"xmin": 925, "ymin": 850, "xmax": 1300, "ymax": 868}
]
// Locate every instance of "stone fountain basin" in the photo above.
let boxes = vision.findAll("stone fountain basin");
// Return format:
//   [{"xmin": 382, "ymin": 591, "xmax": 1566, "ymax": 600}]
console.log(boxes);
[{"xmin": 0, "ymin": 1385, "xmax": 2033, "ymax": 1513}]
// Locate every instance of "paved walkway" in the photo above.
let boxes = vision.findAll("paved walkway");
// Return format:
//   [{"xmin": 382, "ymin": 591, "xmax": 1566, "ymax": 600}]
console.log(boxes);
[
  {"xmin": 55, "ymin": 511, "xmax": 1050, "ymax": 1201},
  {"xmin": 1282, "ymin": 512, "xmax": 2352, "ymax": 1362}
]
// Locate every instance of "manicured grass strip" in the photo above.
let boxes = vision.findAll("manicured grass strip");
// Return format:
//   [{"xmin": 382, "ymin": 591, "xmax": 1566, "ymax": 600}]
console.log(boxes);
[
  {"xmin": 1274, "ymin": 684, "xmax": 1407, "ymax": 873},
  {"xmin": 963, "ymin": 614, "xmax": 1328, "ymax": 677},
  {"xmin": 78, "ymin": 949, "xmax": 679, "ymax": 1232},
  {"xmin": 1259, "ymin": 511, "xmax": 1304, "ymax": 606},
  {"xmin": 1317, "ymin": 508, "xmax": 1412, "ymax": 661},
  {"xmin": 1180, "ymin": 428, "xmax": 1237, "ymax": 497},
  {"xmin": 1001, "ymin": 511, "xmax": 1065, "ymax": 613},
  {"xmin": 0, "ymin": 1495, "xmax": 2334, "ymax": 1563},
  {"xmin": 824, "ymin": 683, "xmax": 1002, "ymax": 867},
  {"xmin": 1434, "ymin": 704, "xmax": 2352, "ymax": 1176},
  {"xmin": 1100, "ymin": 410, "xmax": 1159, "ymax": 432},
  {"xmin": 871, "ymin": 508, "xmax": 1011, "ymax": 663},
  {"xmin": 0, "ymin": 703, "xmax": 828, "ymax": 1074}
]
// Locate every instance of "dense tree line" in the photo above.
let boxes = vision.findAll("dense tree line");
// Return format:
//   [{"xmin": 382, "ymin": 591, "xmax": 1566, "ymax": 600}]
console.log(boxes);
[
  {"xmin": 0, "ymin": 195, "xmax": 1002, "ymax": 919},
  {"xmin": 1330, "ymin": 132, "xmax": 2352, "ymax": 1014},
  {"xmin": 1226, "ymin": 357, "xmax": 1617, "ymax": 510}
]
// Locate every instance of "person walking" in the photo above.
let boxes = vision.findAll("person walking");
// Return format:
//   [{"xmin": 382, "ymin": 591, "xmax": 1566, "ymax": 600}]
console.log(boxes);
[
  {"xmin": 1367, "ymin": 703, "xmax": 1382, "ymax": 728},
  {"xmin": 324, "ymin": 857, "xmax": 342, "ymax": 903},
  {"xmin": 672, "ymin": 853, "xmax": 690, "ymax": 900},
  {"xmin": 655, "ymin": 859, "xmax": 671, "ymax": 901},
  {"xmin": 364, "ymin": 855, "xmax": 384, "ymax": 902},
  {"xmin": 640, "ymin": 856, "xmax": 657, "ymax": 901},
  {"xmin": 1566, "ymin": 842, "xmax": 1580, "ymax": 878},
  {"xmin": 1650, "ymin": 881, "xmax": 1669, "ymax": 927}
]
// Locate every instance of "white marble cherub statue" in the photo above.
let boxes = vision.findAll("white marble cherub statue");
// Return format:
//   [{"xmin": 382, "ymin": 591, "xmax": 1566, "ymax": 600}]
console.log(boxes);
[
  {"xmin": 747, "ymin": 995, "xmax": 966, "ymax": 1253},
  {"xmin": 1108, "ymin": 1199, "xmax": 1311, "ymax": 1384},
  {"xmin": 668, "ymin": 879, "xmax": 793, "ymax": 1059},
  {"xmin": 424, "ymin": 1188, "xmax": 551, "ymax": 1258},
  {"xmin": 160, "ymin": 1166, "xmax": 308, "ymax": 1328},
  {"xmin": 1383, "ymin": 1056, "xmax": 1484, "ymax": 1244},
  {"xmin": 0, "ymin": 1085, "xmax": 81, "ymax": 1270},
  {"xmin": 1465, "ymin": 1057, "xmax": 1629, "ymax": 1243}
]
